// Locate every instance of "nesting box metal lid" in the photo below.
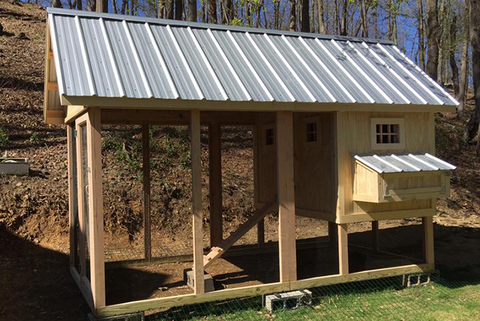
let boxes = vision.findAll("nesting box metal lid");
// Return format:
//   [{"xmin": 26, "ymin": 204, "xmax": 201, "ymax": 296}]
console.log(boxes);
[{"xmin": 354, "ymin": 153, "xmax": 456, "ymax": 174}]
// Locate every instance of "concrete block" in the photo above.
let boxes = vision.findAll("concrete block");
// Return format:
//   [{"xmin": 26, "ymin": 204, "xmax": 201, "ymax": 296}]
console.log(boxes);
[
  {"xmin": 184, "ymin": 269, "xmax": 215, "ymax": 292},
  {"xmin": 0, "ymin": 158, "xmax": 29, "ymax": 175},
  {"xmin": 264, "ymin": 289, "xmax": 312, "ymax": 313},
  {"xmin": 87, "ymin": 312, "xmax": 144, "ymax": 321}
]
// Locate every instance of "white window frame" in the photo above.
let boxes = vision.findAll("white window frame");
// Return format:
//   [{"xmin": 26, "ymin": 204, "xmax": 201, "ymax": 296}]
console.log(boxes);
[{"xmin": 371, "ymin": 118, "xmax": 405, "ymax": 150}]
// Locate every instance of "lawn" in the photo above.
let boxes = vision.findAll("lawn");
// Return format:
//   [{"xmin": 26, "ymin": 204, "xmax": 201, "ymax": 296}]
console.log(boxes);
[{"xmin": 148, "ymin": 276, "xmax": 480, "ymax": 320}]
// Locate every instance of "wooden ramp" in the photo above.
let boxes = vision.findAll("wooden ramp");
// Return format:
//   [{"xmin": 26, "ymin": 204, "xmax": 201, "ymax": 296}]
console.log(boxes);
[{"xmin": 203, "ymin": 200, "xmax": 277, "ymax": 269}]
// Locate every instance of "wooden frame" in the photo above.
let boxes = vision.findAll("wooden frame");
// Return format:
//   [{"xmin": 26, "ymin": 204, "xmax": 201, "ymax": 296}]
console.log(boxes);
[{"xmin": 370, "ymin": 118, "xmax": 406, "ymax": 150}]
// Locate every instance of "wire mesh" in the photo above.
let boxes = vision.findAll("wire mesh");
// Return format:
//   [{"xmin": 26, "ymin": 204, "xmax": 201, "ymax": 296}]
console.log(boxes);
[{"xmin": 145, "ymin": 275, "xmax": 478, "ymax": 321}]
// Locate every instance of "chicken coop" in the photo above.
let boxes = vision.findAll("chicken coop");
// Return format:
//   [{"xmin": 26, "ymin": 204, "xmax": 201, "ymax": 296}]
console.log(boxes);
[{"xmin": 43, "ymin": 8, "xmax": 457, "ymax": 319}]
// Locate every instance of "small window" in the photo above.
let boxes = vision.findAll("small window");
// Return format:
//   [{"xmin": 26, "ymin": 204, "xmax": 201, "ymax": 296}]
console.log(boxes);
[
  {"xmin": 265, "ymin": 128, "xmax": 274, "ymax": 146},
  {"xmin": 306, "ymin": 122, "xmax": 317, "ymax": 142},
  {"xmin": 371, "ymin": 118, "xmax": 405, "ymax": 150}
]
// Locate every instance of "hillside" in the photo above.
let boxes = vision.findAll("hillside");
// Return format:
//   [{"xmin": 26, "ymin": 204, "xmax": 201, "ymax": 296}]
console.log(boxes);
[{"xmin": 1, "ymin": 0, "xmax": 480, "ymax": 257}]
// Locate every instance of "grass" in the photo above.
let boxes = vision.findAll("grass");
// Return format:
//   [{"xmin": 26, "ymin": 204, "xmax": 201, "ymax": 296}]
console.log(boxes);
[{"xmin": 147, "ymin": 276, "xmax": 480, "ymax": 321}]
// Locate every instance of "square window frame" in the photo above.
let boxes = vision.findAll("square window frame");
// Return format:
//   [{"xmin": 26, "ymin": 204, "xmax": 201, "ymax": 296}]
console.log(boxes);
[
  {"xmin": 303, "ymin": 116, "xmax": 321, "ymax": 145},
  {"xmin": 371, "ymin": 118, "xmax": 405, "ymax": 150}
]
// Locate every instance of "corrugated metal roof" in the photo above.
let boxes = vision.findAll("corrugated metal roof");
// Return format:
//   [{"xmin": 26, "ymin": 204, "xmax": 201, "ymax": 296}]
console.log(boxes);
[
  {"xmin": 47, "ymin": 8, "xmax": 459, "ymax": 107},
  {"xmin": 354, "ymin": 153, "xmax": 457, "ymax": 174}
]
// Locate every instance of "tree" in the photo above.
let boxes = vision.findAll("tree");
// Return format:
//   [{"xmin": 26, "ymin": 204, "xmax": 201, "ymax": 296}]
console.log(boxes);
[
  {"xmin": 208, "ymin": 0, "xmax": 217, "ymax": 23},
  {"xmin": 317, "ymin": 0, "xmax": 326, "ymax": 33},
  {"xmin": 468, "ymin": 0, "xmax": 480, "ymax": 156},
  {"xmin": 96, "ymin": 0, "xmax": 108, "ymax": 12},
  {"xmin": 426, "ymin": 0, "xmax": 440, "ymax": 81},
  {"xmin": 188, "ymin": 0, "xmax": 197, "ymax": 21},
  {"xmin": 458, "ymin": 0, "xmax": 470, "ymax": 116},
  {"xmin": 289, "ymin": 0, "xmax": 296, "ymax": 31},
  {"xmin": 449, "ymin": 14, "xmax": 459, "ymax": 96},
  {"xmin": 175, "ymin": 0, "xmax": 183, "ymax": 19},
  {"xmin": 52, "ymin": 0, "xmax": 62, "ymax": 8},
  {"xmin": 417, "ymin": 0, "xmax": 426, "ymax": 70}
]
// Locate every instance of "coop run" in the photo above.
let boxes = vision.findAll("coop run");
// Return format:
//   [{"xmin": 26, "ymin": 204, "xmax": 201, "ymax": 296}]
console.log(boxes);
[{"xmin": 43, "ymin": 7, "xmax": 457, "ymax": 319}]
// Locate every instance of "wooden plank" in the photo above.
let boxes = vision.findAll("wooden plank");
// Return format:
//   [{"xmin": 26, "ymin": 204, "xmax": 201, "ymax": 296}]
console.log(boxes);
[
  {"xmin": 96, "ymin": 263, "xmax": 433, "ymax": 318},
  {"xmin": 336, "ymin": 208, "xmax": 435, "ymax": 224},
  {"xmin": 43, "ymin": 20, "xmax": 51, "ymax": 123},
  {"xmin": 423, "ymin": 216, "xmax": 435, "ymax": 265},
  {"xmin": 257, "ymin": 219, "xmax": 265, "ymax": 248},
  {"xmin": 338, "ymin": 223, "xmax": 349, "ymax": 275},
  {"xmin": 70, "ymin": 266, "xmax": 94, "ymax": 312},
  {"xmin": 208, "ymin": 122, "xmax": 223, "ymax": 247},
  {"xmin": 371, "ymin": 221, "xmax": 379, "ymax": 251},
  {"xmin": 203, "ymin": 200, "xmax": 277, "ymax": 269},
  {"xmin": 190, "ymin": 110, "xmax": 204, "ymax": 295},
  {"xmin": 86, "ymin": 108, "xmax": 106, "ymax": 309},
  {"xmin": 276, "ymin": 111, "xmax": 297, "ymax": 283},
  {"xmin": 65, "ymin": 105, "xmax": 87, "ymax": 123},
  {"xmin": 142, "ymin": 124, "xmax": 152, "ymax": 260},
  {"xmin": 47, "ymin": 82, "xmax": 59, "ymax": 90},
  {"xmin": 62, "ymin": 94, "xmax": 457, "ymax": 113}
]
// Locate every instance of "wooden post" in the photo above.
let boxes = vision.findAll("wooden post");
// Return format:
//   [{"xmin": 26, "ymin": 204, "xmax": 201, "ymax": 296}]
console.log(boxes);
[
  {"xmin": 328, "ymin": 222, "xmax": 336, "ymax": 246},
  {"xmin": 276, "ymin": 111, "xmax": 297, "ymax": 283},
  {"xmin": 338, "ymin": 223, "xmax": 349, "ymax": 275},
  {"xmin": 86, "ymin": 108, "xmax": 106, "ymax": 309},
  {"xmin": 423, "ymin": 216, "xmax": 434, "ymax": 266},
  {"xmin": 257, "ymin": 219, "xmax": 265, "ymax": 248},
  {"xmin": 371, "ymin": 221, "xmax": 379, "ymax": 251},
  {"xmin": 253, "ymin": 119, "xmax": 265, "ymax": 248},
  {"xmin": 142, "ymin": 124, "xmax": 152, "ymax": 260},
  {"xmin": 208, "ymin": 122, "xmax": 223, "ymax": 247},
  {"xmin": 191, "ymin": 110, "xmax": 205, "ymax": 294}
]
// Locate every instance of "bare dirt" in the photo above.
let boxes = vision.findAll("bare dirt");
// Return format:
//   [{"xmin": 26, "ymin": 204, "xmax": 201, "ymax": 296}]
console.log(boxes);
[{"xmin": 0, "ymin": 2, "xmax": 479, "ymax": 320}]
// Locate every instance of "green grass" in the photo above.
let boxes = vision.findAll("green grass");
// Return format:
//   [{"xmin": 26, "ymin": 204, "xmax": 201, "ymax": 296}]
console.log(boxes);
[{"xmin": 147, "ymin": 277, "xmax": 480, "ymax": 321}]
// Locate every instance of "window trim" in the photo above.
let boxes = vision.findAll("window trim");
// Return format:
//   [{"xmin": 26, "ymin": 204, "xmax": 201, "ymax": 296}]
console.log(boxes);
[
  {"xmin": 371, "ymin": 118, "xmax": 405, "ymax": 150},
  {"xmin": 262, "ymin": 124, "xmax": 275, "ymax": 149},
  {"xmin": 303, "ymin": 116, "xmax": 320, "ymax": 145}
]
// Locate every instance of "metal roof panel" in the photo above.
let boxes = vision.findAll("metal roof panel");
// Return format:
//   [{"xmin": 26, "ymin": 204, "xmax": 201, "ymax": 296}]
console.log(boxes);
[{"xmin": 355, "ymin": 153, "xmax": 456, "ymax": 174}]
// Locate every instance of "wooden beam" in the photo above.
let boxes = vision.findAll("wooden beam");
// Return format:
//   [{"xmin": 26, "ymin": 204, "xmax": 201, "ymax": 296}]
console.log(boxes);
[
  {"xmin": 338, "ymin": 223, "xmax": 349, "ymax": 275},
  {"xmin": 423, "ymin": 216, "xmax": 435, "ymax": 265},
  {"xmin": 276, "ymin": 111, "xmax": 297, "ymax": 283},
  {"xmin": 96, "ymin": 263, "xmax": 434, "ymax": 318},
  {"xmin": 257, "ymin": 219, "xmax": 265, "ymax": 248},
  {"xmin": 47, "ymin": 81, "xmax": 59, "ymax": 91},
  {"xmin": 142, "ymin": 124, "xmax": 152, "ymax": 260},
  {"xmin": 65, "ymin": 105, "xmax": 87, "ymax": 123},
  {"xmin": 86, "ymin": 109, "xmax": 106, "ymax": 309},
  {"xmin": 203, "ymin": 200, "xmax": 277, "ymax": 269},
  {"xmin": 208, "ymin": 122, "xmax": 223, "ymax": 247},
  {"xmin": 190, "ymin": 110, "xmax": 204, "ymax": 295},
  {"xmin": 371, "ymin": 221, "xmax": 379, "ymax": 251}
]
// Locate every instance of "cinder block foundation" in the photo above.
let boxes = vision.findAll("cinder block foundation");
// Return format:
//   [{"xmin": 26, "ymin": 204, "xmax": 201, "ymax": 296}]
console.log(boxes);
[
  {"xmin": 264, "ymin": 289, "xmax": 312, "ymax": 313},
  {"xmin": 184, "ymin": 269, "xmax": 215, "ymax": 292}
]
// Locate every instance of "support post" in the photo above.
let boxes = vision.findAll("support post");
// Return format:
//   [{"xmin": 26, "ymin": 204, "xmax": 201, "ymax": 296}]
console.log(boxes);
[
  {"xmin": 257, "ymin": 219, "xmax": 265, "ymax": 248},
  {"xmin": 86, "ymin": 108, "xmax": 106, "ymax": 309},
  {"xmin": 208, "ymin": 122, "xmax": 223, "ymax": 247},
  {"xmin": 142, "ymin": 124, "xmax": 152, "ymax": 260},
  {"xmin": 276, "ymin": 111, "xmax": 297, "ymax": 283},
  {"xmin": 75, "ymin": 120, "xmax": 87, "ymax": 279},
  {"xmin": 371, "ymin": 221, "xmax": 379, "ymax": 251},
  {"xmin": 338, "ymin": 223, "xmax": 349, "ymax": 275},
  {"xmin": 423, "ymin": 216, "xmax": 434, "ymax": 266},
  {"xmin": 191, "ymin": 110, "xmax": 205, "ymax": 294}
]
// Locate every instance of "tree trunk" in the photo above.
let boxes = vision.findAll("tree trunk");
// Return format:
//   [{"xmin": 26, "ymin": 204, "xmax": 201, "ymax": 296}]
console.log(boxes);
[
  {"xmin": 458, "ymin": 0, "xmax": 470, "ymax": 116},
  {"xmin": 96, "ymin": 0, "xmax": 107, "ymax": 12},
  {"xmin": 222, "ymin": 0, "xmax": 233, "ymax": 24},
  {"xmin": 317, "ymin": 0, "xmax": 325, "ymax": 33},
  {"xmin": 417, "ymin": 0, "xmax": 425, "ymax": 70},
  {"xmin": 289, "ymin": 0, "xmax": 296, "ymax": 31},
  {"xmin": 165, "ymin": 0, "xmax": 173, "ymax": 19},
  {"xmin": 208, "ymin": 0, "xmax": 217, "ymax": 23},
  {"xmin": 87, "ymin": 0, "xmax": 95, "ymax": 11},
  {"xmin": 426, "ymin": 0, "xmax": 440, "ymax": 81},
  {"xmin": 187, "ymin": 0, "xmax": 196, "ymax": 21},
  {"xmin": 77, "ymin": 0, "xmax": 82, "ymax": 10},
  {"xmin": 469, "ymin": 0, "xmax": 480, "ymax": 155},
  {"xmin": 450, "ymin": 14, "xmax": 459, "ymax": 97},
  {"xmin": 52, "ymin": 0, "xmax": 62, "ymax": 7},
  {"xmin": 175, "ymin": 0, "xmax": 183, "ymax": 20},
  {"xmin": 301, "ymin": 0, "xmax": 309, "ymax": 32}
]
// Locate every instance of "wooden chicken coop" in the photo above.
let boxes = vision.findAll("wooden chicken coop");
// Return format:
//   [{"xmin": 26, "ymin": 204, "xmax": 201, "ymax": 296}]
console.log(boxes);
[{"xmin": 44, "ymin": 8, "xmax": 457, "ymax": 319}]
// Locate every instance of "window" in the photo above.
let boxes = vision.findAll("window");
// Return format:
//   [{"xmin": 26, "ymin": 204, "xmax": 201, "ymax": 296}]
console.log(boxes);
[
  {"xmin": 306, "ymin": 122, "xmax": 317, "ymax": 142},
  {"xmin": 371, "ymin": 118, "xmax": 405, "ymax": 150},
  {"xmin": 265, "ymin": 128, "xmax": 274, "ymax": 146}
]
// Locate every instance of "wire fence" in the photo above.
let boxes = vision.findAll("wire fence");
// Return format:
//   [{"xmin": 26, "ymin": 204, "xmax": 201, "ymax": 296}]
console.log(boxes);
[{"xmin": 144, "ymin": 275, "xmax": 478, "ymax": 321}]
